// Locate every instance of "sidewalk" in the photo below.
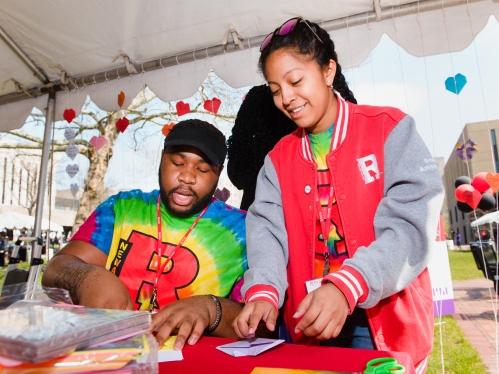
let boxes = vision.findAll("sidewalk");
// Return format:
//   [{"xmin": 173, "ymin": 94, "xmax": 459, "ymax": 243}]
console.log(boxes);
[{"xmin": 453, "ymin": 278, "xmax": 499, "ymax": 373}]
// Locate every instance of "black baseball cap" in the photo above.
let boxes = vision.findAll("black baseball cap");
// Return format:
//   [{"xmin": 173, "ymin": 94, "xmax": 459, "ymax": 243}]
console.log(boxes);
[{"xmin": 163, "ymin": 119, "xmax": 227, "ymax": 168}]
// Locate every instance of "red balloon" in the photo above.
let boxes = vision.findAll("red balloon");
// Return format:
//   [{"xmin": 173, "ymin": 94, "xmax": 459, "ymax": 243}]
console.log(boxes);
[
  {"xmin": 472, "ymin": 172, "xmax": 490, "ymax": 193},
  {"xmin": 455, "ymin": 184, "xmax": 473, "ymax": 202}
]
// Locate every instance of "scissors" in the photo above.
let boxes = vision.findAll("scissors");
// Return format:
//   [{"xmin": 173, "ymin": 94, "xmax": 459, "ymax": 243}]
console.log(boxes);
[{"xmin": 364, "ymin": 357, "xmax": 406, "ymax": 374}]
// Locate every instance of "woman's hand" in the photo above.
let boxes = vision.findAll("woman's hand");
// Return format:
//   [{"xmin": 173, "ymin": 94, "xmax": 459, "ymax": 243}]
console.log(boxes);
[
  {"xmin": 294, "ymin": 283, "xmax": 349, "ymax": 340},
  {"xmin": 232, "ymin": 300, "xmax": 277, "ymax": 339}
]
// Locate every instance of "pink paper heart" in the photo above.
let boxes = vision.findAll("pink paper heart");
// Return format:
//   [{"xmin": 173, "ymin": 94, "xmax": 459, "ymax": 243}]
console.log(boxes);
[
  {"xmin": 176, "ymin": 101, "xmax": 190, "ymax": 116},
  {"xmin": 463, "ymin": 189, "xmax": 482, "ymax": 210},
  {"xmin": 89, "ymin": 135, "xmax": 108, "ymax": 150},
  {"xmin": 63, "ymin": 109, "xmax": 76, "ymax": 123},
  {"xmin": 116, "ymin": 117, "xmax": 129, "ymax": 133},
  {"xmin": 204, "ymin": 97, "xmax": 221, "ymax": 114}
]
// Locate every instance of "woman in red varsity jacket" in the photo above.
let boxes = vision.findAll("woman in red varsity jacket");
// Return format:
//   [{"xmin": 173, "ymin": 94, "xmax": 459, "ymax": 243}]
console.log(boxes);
[{"xmin": 232, "ymin": 18, "xmax": 444, "ymax": 373}]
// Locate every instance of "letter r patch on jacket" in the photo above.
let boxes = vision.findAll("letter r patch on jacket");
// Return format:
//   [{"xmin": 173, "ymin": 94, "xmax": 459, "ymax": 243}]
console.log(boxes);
[{"xmin": 357, "ymin": 154, "xmax": 380, "ymax": 184}]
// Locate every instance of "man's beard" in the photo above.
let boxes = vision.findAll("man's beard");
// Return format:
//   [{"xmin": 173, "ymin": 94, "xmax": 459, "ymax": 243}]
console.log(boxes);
[{"xmin": 158, "ymin": 167, "xmax": 217, "ymax": 218}]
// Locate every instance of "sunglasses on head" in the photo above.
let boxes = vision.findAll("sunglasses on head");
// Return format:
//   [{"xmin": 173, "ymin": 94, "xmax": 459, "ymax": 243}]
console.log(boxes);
[{"xmin": 260, "ymin": 17, "xmax": 324, "ymax": 52}]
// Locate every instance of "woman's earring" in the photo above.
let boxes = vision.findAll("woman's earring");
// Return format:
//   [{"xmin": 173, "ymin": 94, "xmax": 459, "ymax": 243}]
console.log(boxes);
[{"xmin": 327, "ymin": 80, "xmax": 331, "ymax": 87}]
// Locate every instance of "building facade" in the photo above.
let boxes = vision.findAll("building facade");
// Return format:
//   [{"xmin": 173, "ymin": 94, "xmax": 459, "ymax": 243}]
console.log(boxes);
[{"xmin": 443, "ymin": 119, "xmax": 499, "ymax": 244}]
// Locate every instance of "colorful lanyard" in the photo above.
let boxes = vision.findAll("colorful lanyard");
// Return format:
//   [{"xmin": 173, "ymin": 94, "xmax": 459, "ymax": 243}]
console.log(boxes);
[
  {"xmin": 149, "ymin": 195, "xmax": 208, "ymax": 312},
  {"xmin": 315, "ymin": 185, "xmax": 334, "ymax": 276}
]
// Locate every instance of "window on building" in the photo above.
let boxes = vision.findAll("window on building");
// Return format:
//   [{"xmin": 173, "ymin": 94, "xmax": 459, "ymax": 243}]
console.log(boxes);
[
  {"xmin": 455, "ymin": 206, "xmax": 458, "ymax": 222},
  {"xmin": 449, "ymin": 209, "xmax": 453, "ymax": 224},
  {"xmin": 463, "ymin": 226, "xmax": 468, "ymax": 244},
  {"xmin": 492, "ymin": 129, "xmax": 499, "ymax": 173},
  {"xmin": 462, "ymin": 211, "xmax": 465, "ymax": 219}
]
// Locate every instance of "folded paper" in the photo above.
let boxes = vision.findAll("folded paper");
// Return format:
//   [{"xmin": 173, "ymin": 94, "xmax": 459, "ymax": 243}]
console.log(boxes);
[{"xmin": 217, "ymin": 338, "xmax": 284, "ymax": 357}]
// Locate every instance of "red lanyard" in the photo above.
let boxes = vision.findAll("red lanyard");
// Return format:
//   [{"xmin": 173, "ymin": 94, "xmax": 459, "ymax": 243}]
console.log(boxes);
[
  {"xmin": 315, "ymin": 185, "xmax": 334, "ymax": 248},
  {"xmin": 315, "ymin": 186, "xmax": 334, "ymax": 277},
  {"xmin": 149, "ymin": 195, "xmax": 208, "ymax": 312}
]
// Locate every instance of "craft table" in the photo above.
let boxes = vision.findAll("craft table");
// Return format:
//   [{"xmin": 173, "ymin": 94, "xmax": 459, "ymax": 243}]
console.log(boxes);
[{"xmin": 159, "ymin": 336, "xmax": 415, "ymax": 374}]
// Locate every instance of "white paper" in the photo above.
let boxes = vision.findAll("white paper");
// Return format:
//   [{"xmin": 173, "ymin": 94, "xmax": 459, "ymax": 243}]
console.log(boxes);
[
  {"xmin": 305, "ymin": 278, "xmax": 323, "ymax": 293},
  {"xmin": 158, "ymin": 349, "xmax": 183, "ymax": 362},
  {"xmin": 157, "ymin": 336, "xmax": 184, "ymax": 362},
  {"xmin": 216, "ymin": 338, "xmax": 284, "ymax": 357}
]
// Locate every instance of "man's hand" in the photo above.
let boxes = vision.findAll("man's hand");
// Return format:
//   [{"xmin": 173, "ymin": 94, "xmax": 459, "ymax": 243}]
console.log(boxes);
[
  {"xmin": 232, "ymin": 300, "xmax": 277, "ymax": 339},
  {"xmin": 150, "ymin": 296, "xmax": 215, "ymax": 350},
  {"xmin": 293, "ymin": 283, "xmax": 349, "ymax": 340}
]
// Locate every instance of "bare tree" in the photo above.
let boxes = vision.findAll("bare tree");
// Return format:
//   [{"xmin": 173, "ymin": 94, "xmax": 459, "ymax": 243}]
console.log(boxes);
[{"xmin": 0, "ymin": 73, "xmax": 244, "ymax": 233}]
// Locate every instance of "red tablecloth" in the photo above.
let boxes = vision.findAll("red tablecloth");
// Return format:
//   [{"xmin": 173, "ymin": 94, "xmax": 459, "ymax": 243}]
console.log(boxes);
[{"xmin": 159, "ymin": 337, "xmax": 415, "ymax": 374}]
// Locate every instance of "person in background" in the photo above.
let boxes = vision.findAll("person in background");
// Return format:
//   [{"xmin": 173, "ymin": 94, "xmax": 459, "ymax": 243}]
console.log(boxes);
[
  {"xmin": 233, "ymin": 17, "xmax": 444, "ymax": 373},
  {"xmin": 227, "ymin": 84, "xmax": 297, "ymax": 210},
  {"xmin": 456, "ymin": 233, "xmax": 462, "ymax": 249},
  {"xmin": 0, "ymin": 232, "xmax": 6, "ymax": 267}
]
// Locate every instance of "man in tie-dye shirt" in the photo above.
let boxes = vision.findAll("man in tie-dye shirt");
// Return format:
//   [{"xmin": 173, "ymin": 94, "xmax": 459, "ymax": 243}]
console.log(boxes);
[{"xmin": 43, "ymin": 119, "xmax": 247, "ymax": 350}]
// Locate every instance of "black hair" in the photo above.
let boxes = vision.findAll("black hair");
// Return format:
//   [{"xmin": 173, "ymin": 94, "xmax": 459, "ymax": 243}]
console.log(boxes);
[
  {"xmin": 258, "ymin": 19, "xmax": 357, "ymax": 104},
  {"xmin": 227, "ymin": 85, "xmax": 297, "ymax": 210},
  {"xmin": 168, "ymin": 118, "xmax": 226, "ymax": 146}
]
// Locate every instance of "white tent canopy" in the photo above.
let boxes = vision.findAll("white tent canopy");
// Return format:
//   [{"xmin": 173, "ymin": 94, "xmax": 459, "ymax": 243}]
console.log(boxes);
[
  {"xmin": 471, "ymin": 211, "xmax": 499, "ymax": 227},
  {"xmin": 0, "ymin": 212, "xmax": 63, "ymax": 232},
  {"xmin": 1, "ymin": 0, "xmax": 498, "ymax": 131}
]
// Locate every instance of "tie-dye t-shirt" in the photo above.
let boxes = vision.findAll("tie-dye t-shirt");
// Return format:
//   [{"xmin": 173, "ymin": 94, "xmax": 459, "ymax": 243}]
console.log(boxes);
[
  {"xmin": 71, "ymin": 189, "xmax": 247, "ymax": 311},
  {"xmin": 308, "ymin": 126, "xmax": 348, "ymax": 278}
]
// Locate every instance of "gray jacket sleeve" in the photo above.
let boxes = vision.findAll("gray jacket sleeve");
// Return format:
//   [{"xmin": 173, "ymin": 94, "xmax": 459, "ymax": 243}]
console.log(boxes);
[
  {"xmin": 346, "ymin": 115, "xmax": 445, "ymax": 309},
  {"xmin": 241, "ymin": 156, "xmax": 289, "ymax": 308}
]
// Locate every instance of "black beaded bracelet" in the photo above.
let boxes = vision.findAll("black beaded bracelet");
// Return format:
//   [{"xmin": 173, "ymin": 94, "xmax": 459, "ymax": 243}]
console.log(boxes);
[{"xmin": 205, "ymin": 294, "xmax": 222, "ymax": 332}]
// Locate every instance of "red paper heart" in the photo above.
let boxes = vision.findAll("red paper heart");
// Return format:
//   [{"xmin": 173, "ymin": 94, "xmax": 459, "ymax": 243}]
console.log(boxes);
[
  {"xmin": 463, "ymin": 189, "xmax": 482, "ymax": 210},
  {"xmin": 176, "ymin": 101, "xmax": 190, "ymax": 116},
  {"xmin": 63, "ymin": 109, "xmax": 76, "ymax": 123},
  {"xmin": 162, "ymin": 123, "xmax": 175, "ymax": 137},
  {"xmin": 116, "ymin": 117, "xmax": 129, "ymax": 133},
  {"xmin": 486, "ymin": 173, "xmax": 499, "ymax": 193},
  {"xmin": 89, "ymin": 135, "xmax": 108, "ymax": 150},
  {"xmin": 204, "ymin": 97, "xmax": 221, "ymax": 114},
  {"xmin": 118, "ymin": 91, "xmax": 125, "ymax": 108}
]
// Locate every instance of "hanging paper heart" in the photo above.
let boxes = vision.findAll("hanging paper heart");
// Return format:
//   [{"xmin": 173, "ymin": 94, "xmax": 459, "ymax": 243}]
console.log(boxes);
[
  {"xmin": 162, "ymin": 122, "xmax": 175, "ymax": 137},
  {"xmin": 70, "ymin": 183, "xmax": 79, "ymax": 197},
  {"xmin": 116, "ymin": 117, "xmax": 130, "ymax": 133},
  {"xmin": 89, "ymin": 135, "xmax": 108, "ymax": 150},
  {"xmin": 214, "ymin": 187, "xmax": 230, "ymax": 202},
  {"xmin": 66, "ymin": 164, "xmax": 79, "ymax": 179},
  {"xmin": 445, "ymin": 73, "xmax": 467, "ymax": 95},
  {"xmin": 63, "ymin": 109, "xmax": 76, "ymax": 124},
  {"xmin": 65, "ymin": 145, "xmax": 79, "ymax": 160},
  {"xmin": 176, "ymin": 101, "xmax": 190, "ymax": 116},
  {"xmin": 118, "ymin": 91, "xmax": 125, "ymax": 108},
  {"xmin": 486, "ymin": 173, "xmax": 499, "ymax": 193},
  {"xmin": 463, "ymin": 188, "xmax": 481, "ymax": 210},
  {"xmin": 64, "ymin": 128, "xmax": 76, "ymax": 142},
  {"xmin": 204, "ymin": 97, "xmax": 222, "ymax": 114}
]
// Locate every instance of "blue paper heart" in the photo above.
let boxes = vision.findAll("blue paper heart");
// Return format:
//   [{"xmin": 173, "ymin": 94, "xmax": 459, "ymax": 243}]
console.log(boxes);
[{"xmin": 445, "ymin": 73, "xmax": 467, "ymax": 95}]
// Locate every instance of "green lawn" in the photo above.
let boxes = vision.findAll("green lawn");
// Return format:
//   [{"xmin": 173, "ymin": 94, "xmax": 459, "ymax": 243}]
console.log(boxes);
[
  {"xmin": 447, "ymin": 250, "xmax": 484, "ymax": 281},
  {"xmin": 427, "ymin": 250, "xmax": 488, "ymax": 374}
]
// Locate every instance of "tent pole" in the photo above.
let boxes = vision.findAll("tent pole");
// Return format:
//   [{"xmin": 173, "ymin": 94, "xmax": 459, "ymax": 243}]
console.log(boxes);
[{"xmin": 25, "ymin": 89, "xmax": 56, "ymax": 295}]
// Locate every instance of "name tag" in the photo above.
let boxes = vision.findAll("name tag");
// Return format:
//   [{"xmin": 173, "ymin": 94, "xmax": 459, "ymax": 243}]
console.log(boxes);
[{"xmin": 305, "ymin": 278, "xmax": 323, "ymax": 294}]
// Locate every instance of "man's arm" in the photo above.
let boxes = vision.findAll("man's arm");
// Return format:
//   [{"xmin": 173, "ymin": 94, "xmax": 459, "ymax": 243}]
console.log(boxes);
[{"xmin": 42, "ymin": 240, "xmax": 133, "ymax": 310}]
